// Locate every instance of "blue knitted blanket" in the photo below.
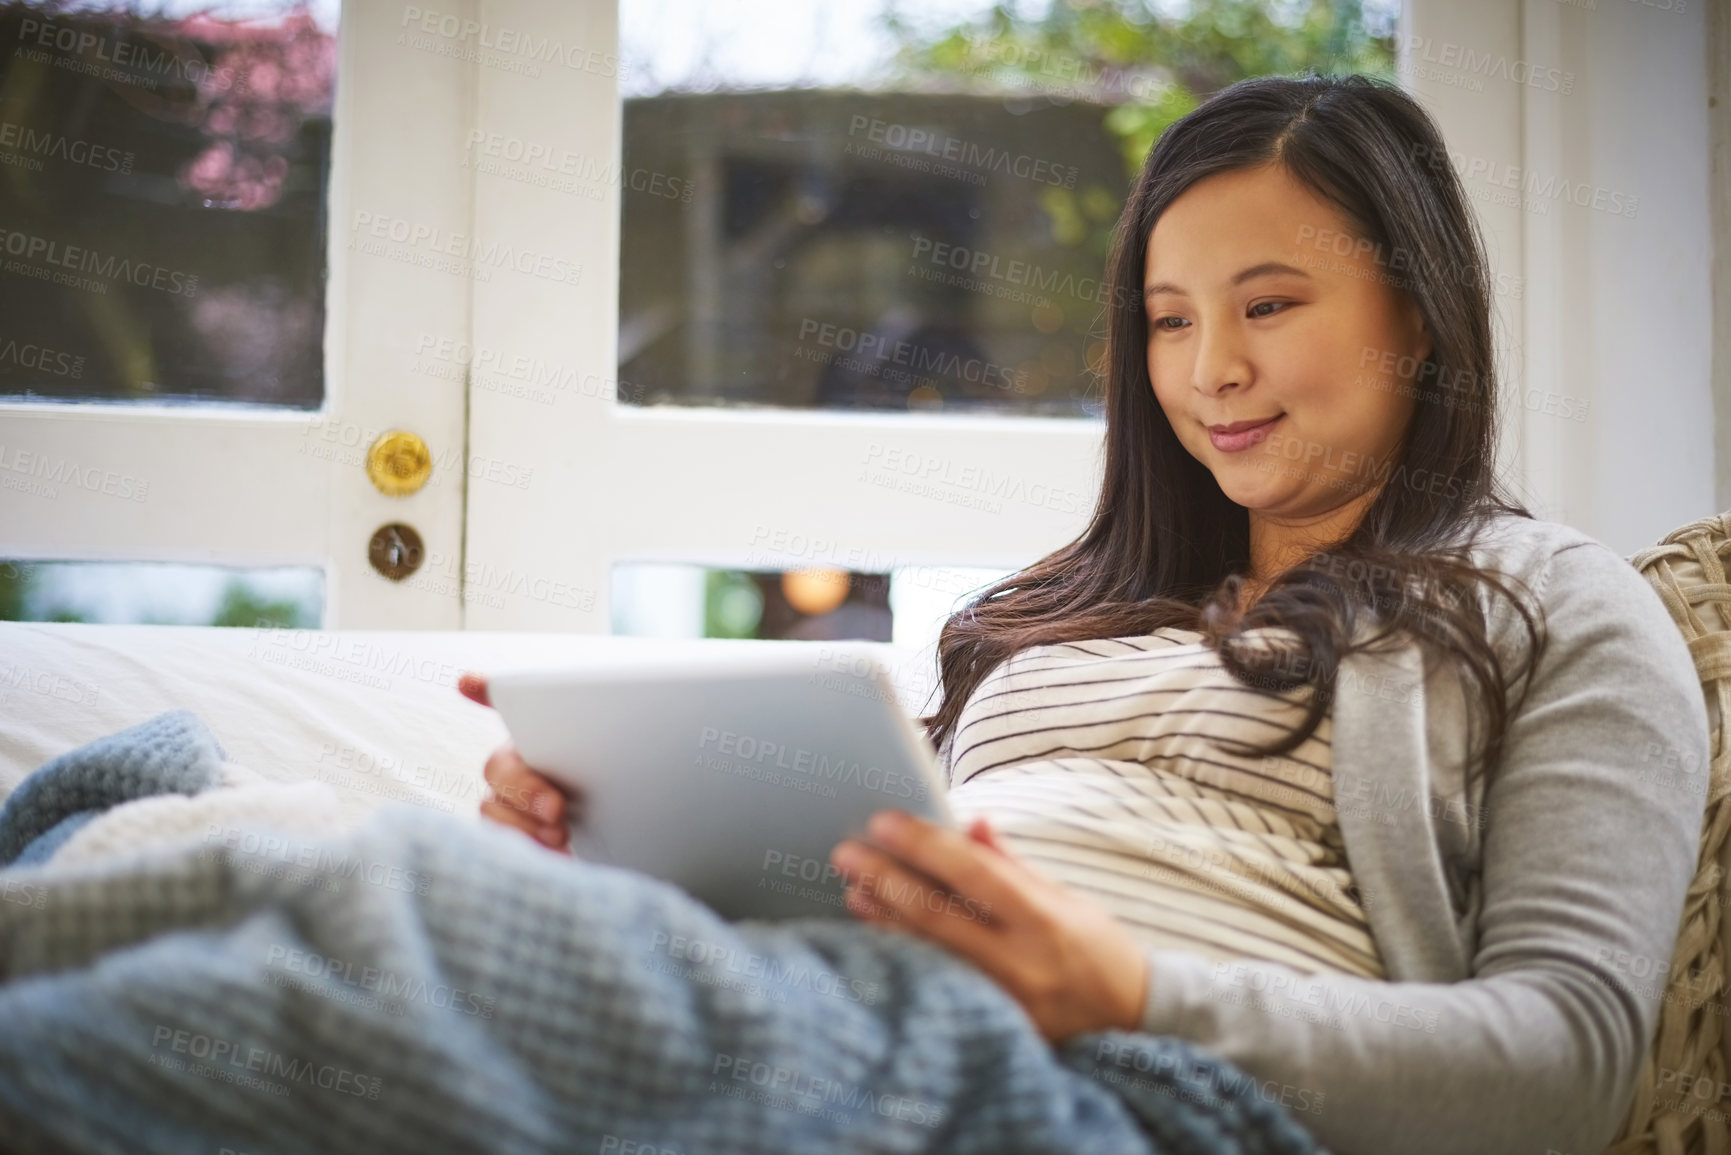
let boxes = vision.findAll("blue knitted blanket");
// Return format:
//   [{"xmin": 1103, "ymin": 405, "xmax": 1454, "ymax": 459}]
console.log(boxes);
[{"xmin": 0, "ymin": 712, "xmax": 1324, "ymax": 1155}]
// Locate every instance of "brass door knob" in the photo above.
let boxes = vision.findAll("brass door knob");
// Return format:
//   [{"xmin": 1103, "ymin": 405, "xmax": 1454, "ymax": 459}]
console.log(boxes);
[
  {"xmin": 368, "ymin": 523, "xmax": 425, "ymax": 581},
  {"xmin": 366, "ymin": 430, "xmax": 433, "ymax": 496}
]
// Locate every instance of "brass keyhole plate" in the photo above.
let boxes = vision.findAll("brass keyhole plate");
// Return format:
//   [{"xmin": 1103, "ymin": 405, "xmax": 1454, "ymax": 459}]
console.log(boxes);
[{"xmin": 368, "ymin": 522, "xmax": 425, "ymax": 581}]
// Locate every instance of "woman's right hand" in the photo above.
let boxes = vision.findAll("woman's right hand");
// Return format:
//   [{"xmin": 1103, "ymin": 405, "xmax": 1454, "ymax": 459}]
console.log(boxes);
[{"xmin": 460, "ymin": 672, "xmax": 581, "ymax": 854}]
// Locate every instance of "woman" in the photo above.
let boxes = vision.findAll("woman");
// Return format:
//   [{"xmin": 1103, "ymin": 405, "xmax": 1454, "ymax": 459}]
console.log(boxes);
[{"xmin": 471, "ymin": 74, "xmax": 1707, "ymax": 1155}]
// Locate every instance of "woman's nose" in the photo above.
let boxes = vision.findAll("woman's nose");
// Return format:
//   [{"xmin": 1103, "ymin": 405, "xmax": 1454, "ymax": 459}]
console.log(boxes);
[{"xmin": 1190, "ymin": 325, "xmax": 1251, "ymax": 396}]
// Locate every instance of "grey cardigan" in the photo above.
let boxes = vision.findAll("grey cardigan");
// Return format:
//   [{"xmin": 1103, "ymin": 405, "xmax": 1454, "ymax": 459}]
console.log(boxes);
[
  {"xmin": 1139, "ymin": 513, "xmax": 1708, "ymax": 1155},
  {"xmin": 940, "ymin": 511, "xmax": 1710, "ymax": 1155}
]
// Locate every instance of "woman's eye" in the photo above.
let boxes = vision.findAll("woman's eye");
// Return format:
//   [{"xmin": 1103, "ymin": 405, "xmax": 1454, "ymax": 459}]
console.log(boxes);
[
  {"xmin": 1248, "ymin": 301, "xmax": 1289, "ymax": 318},
  {"xmin": 1151, "ymin": 316, "xmax": 1188, "ymax": 331}
]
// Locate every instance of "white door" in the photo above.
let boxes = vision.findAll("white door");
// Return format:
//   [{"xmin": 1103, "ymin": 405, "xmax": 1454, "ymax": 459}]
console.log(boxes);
[
  {"xmin": 0, "ymin": 0, "xmax": 478, "ymax": 628},
  {"xmin": 457, "ymin": 0, "xmax": 1105, "ymax": 636}
]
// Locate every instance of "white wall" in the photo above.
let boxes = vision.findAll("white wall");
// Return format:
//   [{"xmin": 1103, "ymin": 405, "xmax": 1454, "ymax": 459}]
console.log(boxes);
[{"xmin": 1405, "ymin": 0, "xmax": 1716, "ymax": 554}]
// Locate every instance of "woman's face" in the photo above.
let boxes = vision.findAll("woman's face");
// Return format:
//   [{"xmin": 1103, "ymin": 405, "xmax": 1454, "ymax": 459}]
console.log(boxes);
[{"xmin": 1143, "ymin": 162, "xmax": 1431, "ymax": 520}]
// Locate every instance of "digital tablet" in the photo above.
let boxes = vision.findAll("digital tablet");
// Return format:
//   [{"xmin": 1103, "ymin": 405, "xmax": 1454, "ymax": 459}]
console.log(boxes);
[{"xmin": 485, "ymin": 645, "xmax": 953, "ymax": 921}]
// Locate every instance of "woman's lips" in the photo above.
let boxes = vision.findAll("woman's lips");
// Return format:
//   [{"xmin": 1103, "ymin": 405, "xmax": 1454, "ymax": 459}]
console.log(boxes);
[{"xmin": 1207, "ymin": 414, "xmax": 1283, "ymax": 453}]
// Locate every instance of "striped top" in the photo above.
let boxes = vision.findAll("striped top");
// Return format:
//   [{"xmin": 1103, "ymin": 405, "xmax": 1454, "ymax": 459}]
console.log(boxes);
[{"xmin": 943, "ymin": 626, "xmax": 1386, "ymax": 981}]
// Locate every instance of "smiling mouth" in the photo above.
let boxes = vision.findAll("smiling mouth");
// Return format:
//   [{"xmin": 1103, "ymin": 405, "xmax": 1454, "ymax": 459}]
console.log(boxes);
[
  {"xmin": 1207, "ymin": 416, "xmax": 1284, "ymax": 435},
  {"xmin": 1206, "ymin": 414, "xmax": 1283, "ymax": 452}
]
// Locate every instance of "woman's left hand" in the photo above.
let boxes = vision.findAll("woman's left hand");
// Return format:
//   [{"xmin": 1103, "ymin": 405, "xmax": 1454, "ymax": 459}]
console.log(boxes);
[{"xmin": 830, "ymin": 810, "xmax": 1149, "ymax": 1044}]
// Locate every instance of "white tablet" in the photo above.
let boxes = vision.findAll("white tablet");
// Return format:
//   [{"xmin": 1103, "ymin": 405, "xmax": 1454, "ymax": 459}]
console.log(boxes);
[{"xmin": 485, "ymin": 645, "xmax": 954, "ymax": 922}]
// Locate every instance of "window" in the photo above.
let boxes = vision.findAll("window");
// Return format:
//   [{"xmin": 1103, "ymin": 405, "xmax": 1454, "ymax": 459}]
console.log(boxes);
[
  {"xmin": 616, "ymin": 0, "xmax": 1396, "ymax": 420},
  {"xmin": 558, "ymin": 0, "xmax": 1396, "ymax": 653},
  {"xmin": 0, "ymin": 0, "xmax": 338, "ymax": 406}
]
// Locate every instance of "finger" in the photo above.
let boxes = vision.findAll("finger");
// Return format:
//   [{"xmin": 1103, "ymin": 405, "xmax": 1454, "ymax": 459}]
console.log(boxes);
[
  {"xmin": 843, "ymin": 886, "xmax": 905, "ymax": 926},
  {"xmin": 485, "ymin": 756, "xmax": 568, "ymax": 826},
  {"xmin": 481, "ymin": 798, "xmax": 567, "ymax": 849},
  {"xmin": 458, "ymin": 672, "xmax": 491, "ymax": 707},
  {"xmin": 834, "ymin": 840, "xmax": 999, "ymax": 951},
  {"xmin": 487, "ymin": 800, "xmax": 571, "ymax": 854},
  {"xmin": 867, "ymin": 811, "xmax": 1025, "ymax": 913},
  {"xmin": 966, "ymin": 816, "xmax": 994, "ymax": 848},
  {"xmin": 967, "ymin": 816, "xmax": 1015, "ymax": 859},
  {"xmin": 482, "ymin": 745, "xmax": 587, "ymax": 807},
  {"xmin": 480, "ymin": 796, "xmax": 535, "ymax": 835},
  {"xmin": 542, "ymin": 820, "xmax": 572, "ymax": 853}
]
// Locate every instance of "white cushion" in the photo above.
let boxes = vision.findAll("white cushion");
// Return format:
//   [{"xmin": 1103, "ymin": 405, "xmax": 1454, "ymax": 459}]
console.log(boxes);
[{"xmin": 0, "ymin": 622, "xmax": 938, "ymax": 827}]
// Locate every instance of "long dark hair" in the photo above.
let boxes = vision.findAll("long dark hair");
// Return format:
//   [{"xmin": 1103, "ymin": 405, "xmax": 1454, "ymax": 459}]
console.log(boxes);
[{"xmin": 920, "ymin": 74, "xmax": 1544, "ymax": 795}]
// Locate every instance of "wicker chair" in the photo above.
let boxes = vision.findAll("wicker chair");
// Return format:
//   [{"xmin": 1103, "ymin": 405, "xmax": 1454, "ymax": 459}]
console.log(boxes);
[{"xmin": 1608, "ymin": 513, "xmax": 1731, "ymax": 1155}]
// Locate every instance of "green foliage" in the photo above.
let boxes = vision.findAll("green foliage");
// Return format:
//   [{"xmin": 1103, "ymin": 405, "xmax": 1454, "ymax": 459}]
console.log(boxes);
[
  {"xmin": 1103, "ymin": 85, "xmax": 1200, "ymax": 178},
  {"xmin": 0, "ymin": 563, "xmax": 27, "ymax": 622},
  {"xmin": 0, "ymin": 562, "xmax": 85, "ymax": 623},
  {"xmin": 208, "ymin": 579, "xmax": 319, "ymax": 629},
  {"xmin": 0, "ymin": 566, "xmax": 317, "ymax": 627},
  {"xmin": 704, "ymin": 570, "xmax": 764, "ymax": 639},
  {"xmin": 1038, "ymin": 174, "xmax": 1141, "ymax": 272},
  {"xmin": 885, "ymin": 0, "xmax": 1398, "ymax": 183}
]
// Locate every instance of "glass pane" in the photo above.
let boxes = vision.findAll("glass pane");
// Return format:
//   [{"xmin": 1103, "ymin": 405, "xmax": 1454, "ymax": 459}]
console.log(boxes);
[
  {"xmin": 610, "ymin": 559, "xmax": 1008, "ymax": 652},
  {"xmin": 618, "ymin": 0, "xmax": 1397, "ymax": 417},
  {"xmin": 0, "ymin": 0, "xmax": 338, "ymax": 406},
  {"xmin": 611, "ymin": 560, "xmax": 1009, "ymax": 718},
  {"xmin": 613, "ymin": 563, "xmax": 894, "ymax": 642},
  {"xmin": 0, "ymin": 559, "xmax": 323, "ymax": 626}
]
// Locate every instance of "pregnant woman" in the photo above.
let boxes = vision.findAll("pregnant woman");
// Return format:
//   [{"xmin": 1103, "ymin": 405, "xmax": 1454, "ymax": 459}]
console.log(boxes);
[
  {"xmin": 0, "ymin": 70, "xmax": 1706, "ymax": 1155},
  {"xmin": 472, "ymin": 72, "xmax": 1708, "ymax": 1155}
]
